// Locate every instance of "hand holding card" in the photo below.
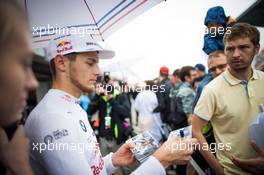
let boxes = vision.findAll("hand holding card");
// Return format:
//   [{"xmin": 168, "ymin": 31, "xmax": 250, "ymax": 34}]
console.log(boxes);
[{"xmin": 126, "ymin": 131, "xmax": 159, "ymax": 163}]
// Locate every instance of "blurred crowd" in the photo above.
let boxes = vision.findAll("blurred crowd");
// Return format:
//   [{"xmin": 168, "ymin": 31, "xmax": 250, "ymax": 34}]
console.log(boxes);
[{"xmin": 0, "ymin": 1, "xmax": 264, "ymax": 175}]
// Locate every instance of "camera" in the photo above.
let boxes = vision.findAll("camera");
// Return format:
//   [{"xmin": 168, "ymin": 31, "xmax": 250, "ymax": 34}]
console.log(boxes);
[
  {"xmin": 103, "ymin": 72, "xmax": 110, "ymax": 84},
  {"xmin": 99, "ymin": 72, "xmax": 114, "ymax": 95}
]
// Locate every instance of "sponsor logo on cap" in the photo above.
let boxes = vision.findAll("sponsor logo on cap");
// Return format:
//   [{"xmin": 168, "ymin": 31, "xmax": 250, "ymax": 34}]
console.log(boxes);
[
  {"xmin": 86, "ymin": 42, "xmax": 103, "ymax": 49},
  {"xmin": 56, "ymin": 40, "xmax": 73, "ymax": 54}
]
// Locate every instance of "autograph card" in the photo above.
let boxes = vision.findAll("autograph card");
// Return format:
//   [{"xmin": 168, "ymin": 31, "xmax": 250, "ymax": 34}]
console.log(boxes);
[{"xmin": 126, "ymin": 131, "xmax": 159, "ymax": 163}]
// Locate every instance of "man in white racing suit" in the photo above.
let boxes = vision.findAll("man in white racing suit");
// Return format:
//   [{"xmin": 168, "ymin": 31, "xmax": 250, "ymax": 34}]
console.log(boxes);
[{"xmin": 25, "ymin": 34, "xmax": 197, "ymax": 175}]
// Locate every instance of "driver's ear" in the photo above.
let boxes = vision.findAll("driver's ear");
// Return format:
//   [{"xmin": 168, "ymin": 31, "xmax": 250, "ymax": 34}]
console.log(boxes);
[{"xmin": 54, "ymin": 55, "xmax": 68, "ymax": 73}]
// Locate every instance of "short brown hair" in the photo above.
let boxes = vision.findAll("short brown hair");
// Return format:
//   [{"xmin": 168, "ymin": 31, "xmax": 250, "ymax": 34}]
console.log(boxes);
[
  {"xmin": 172, "ymin": 69, "xmax": 181, "ymax": 77},
  {"xmin": 208, "ymin": 50, "xmax": 225, "ymax": 60},
  {"xmin": 144, "ymin": 80, "xmax": 155, "ymax": 91},
  {"xmin": 224, "ymin": 23, "xmax": 260, "ymax": 46},
  {"xmin": 180, "ymin": 66, "xmax": 195, "ymax": 82},
  {"xmin": 49, "ymin": 53, "xmax": 77, "ymax": 79}
]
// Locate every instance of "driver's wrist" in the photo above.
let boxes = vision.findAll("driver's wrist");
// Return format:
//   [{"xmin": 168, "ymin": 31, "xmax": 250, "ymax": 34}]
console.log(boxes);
[
  {"xmin": 111, "ymin": 152, "xmax": 118, "ymax": 167},
  {"xmin": 153, "ymin": 151, "xmax": 169, "ymax": 169}
]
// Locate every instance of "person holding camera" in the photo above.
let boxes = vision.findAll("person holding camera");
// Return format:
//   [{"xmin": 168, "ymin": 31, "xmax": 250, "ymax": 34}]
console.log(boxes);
[{"xmin": 88, "ymin": 76, "xmax": 131, "ymax": 156}]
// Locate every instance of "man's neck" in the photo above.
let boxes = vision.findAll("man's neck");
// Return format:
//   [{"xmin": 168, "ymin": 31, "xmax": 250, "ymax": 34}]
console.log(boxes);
[
  {"xmin": 183, "ymin": 81, "xmax": 191, "ymax": 86},
  {"xmin": 160, "ymin": 76, "xmax": 168, "ymax": 81},
  {"xmin": 228, "ymin": 67, "xmax": 253, "ymax": 81},
  {"xmin": 174, "ymin": 80, "xmax": 181, "ymax": 86},
  {"xmin": 52, "ymin": 80, "xmax": 81, "ymax": 98}
]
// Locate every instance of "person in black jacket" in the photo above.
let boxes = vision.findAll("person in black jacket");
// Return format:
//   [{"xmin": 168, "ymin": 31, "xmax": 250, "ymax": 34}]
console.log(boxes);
[
  {"xmin": 88, "ymin": 80, "xmax": 131, "ymax": 156},
  {"xmin": 153, "ymin": 66, "xmax": 173, "ymax": 123}
]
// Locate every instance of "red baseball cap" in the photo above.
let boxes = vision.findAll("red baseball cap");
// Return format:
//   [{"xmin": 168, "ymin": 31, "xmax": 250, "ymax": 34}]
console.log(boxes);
[{"xmin": 159, "ymin": 66, "xmax": 169, "ymax": 75}]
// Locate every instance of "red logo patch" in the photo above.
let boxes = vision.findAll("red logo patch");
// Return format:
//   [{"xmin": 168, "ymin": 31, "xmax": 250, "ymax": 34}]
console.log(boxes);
[{"xmin": 56, "ymin": 40, "xmax": 73, "ymax": 53}]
